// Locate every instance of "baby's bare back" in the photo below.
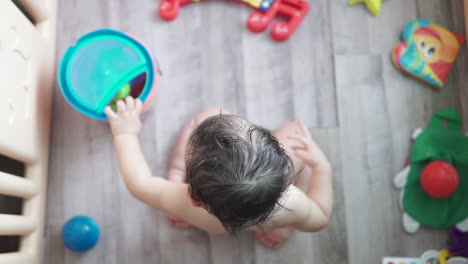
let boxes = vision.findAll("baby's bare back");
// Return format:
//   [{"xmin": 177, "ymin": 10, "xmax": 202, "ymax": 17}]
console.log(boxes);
[{"xmin": 171, "ymin": 109, "xmax": 315, "ymax": 230}]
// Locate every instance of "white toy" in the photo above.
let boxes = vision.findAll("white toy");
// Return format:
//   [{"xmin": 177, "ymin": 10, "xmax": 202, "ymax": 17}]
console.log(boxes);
[{"xmin": 383, "ymin": 250, "xmax": 468, "ymax": 264}]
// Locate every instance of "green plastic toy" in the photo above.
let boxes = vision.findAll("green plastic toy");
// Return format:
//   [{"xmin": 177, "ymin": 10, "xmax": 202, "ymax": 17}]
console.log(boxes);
[{"xmin": 110, "ymin": 84, "xmax": 131, "ymax": 111}]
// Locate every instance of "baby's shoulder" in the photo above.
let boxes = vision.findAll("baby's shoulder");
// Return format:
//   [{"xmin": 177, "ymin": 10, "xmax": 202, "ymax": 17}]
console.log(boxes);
[{"xmin": 263, "ymin": 186, "xmax": 309, "ymax": 228}]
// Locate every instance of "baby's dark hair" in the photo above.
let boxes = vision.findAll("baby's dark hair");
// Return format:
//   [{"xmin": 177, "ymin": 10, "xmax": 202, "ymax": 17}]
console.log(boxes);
[{"xmin": 186, "ymin": 114, "xmax": 294, "ymax": 234}]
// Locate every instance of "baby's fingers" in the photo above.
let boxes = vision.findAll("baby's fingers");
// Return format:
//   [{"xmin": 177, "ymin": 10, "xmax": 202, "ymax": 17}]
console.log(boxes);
[
  {"xmin": 294, "ymin": 149, "xmax": 312, "ymax": 163},
  {"xmin": 125, "ymin": 96, "xmax": 135, "ymax": 110},
  {"xmin": 116, "ymin": 100, "xmax": 126, "ymax": 113},
  {"xmin": 294, "ymin": 148, "xmax": 319, "ymax": 168},
  {"xmin": 297, "ymin": 121, "xmax": 313, "ymax": 139},
  {"xmin": 104, "ymin": 106, "xmax": 118, "ymax": 120},
  {"xmin": 135, "ymin": 99, "xmax": 143, "ymax": 113},
  {"xmin": 287, "ymin": 135, "xmax": 310, "ymax": 149}
]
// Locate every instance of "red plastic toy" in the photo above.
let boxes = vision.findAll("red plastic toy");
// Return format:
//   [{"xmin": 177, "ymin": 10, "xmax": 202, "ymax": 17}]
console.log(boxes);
[
  {"xmin": 159, "ymin": 0, "xmax": 310, "ymax": 42},
  {"xmin": 420, "ymin": 161, "xmax": 460, "ymax": 198}
]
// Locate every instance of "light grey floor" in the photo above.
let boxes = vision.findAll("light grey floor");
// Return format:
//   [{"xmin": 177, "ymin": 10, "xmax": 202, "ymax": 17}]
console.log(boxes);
[{"xmin": 44, "ymin": 0, "xmax": 466, "ymax": 263}]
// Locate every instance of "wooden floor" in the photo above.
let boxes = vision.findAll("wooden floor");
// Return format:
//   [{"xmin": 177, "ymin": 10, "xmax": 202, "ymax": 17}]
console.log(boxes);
[{"xmin": 44, "ymin": 0, "xmax": 467, "ymax": 263}]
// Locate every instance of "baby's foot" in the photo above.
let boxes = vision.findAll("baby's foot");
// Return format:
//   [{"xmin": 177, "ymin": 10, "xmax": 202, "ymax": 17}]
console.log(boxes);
[
  {"xmin": 167, "ymin": 214, "xmax": 193, "ymax": 229},
  {"xmin": 256, "ymin": 227, "xmax": 294, "ymax": 249}
]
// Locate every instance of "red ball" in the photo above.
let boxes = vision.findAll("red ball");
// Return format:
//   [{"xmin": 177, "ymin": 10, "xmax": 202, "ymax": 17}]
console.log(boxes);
[{"xmin": 420, "ymin": 161, "xmax": 459, "ymax": 198}]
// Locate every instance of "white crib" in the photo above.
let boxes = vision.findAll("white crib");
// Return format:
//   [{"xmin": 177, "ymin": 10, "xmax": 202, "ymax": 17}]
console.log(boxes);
[{"xmin": 0, "ymin": 0, "xmax": 57, "ymax": 263}]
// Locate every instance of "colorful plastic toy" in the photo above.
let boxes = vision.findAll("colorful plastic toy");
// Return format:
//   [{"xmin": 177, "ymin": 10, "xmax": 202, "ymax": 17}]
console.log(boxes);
[
  {"xmin": 349, "ymin": 0, "xmax": 382, "ymax": 16},
  {"xmin": 392, "ymin": 19, "xmax": 464, "ymax": 89},
  {"xmin": 158, "ymin": 0, "xmax": 309, "ymax": 42},
  {"xmin": 383, "ymin": 249, "xmax": 468, "ymax": 264},
  {"xmin": 394, "ymin": 109, "xmax": 468, "ymax": 233},
  {"xmin": 382, "ymin": 257, "xmax": 419, "ymax": 264},
  {"xmin": 62, "ymin": 216, "xmax": 100, "ymax": 253},
  {"xmin": 58, "ymin": 29, "xmax": 161, "ymax": 120}
]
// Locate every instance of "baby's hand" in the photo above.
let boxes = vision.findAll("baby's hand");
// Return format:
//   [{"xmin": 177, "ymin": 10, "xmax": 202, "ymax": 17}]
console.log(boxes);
[
  {"xmin": 105, "ymin": 97, "xmax": 143, "ymax": 137},
  {"xmin": 288, "ymin": 121, "xmax": 331, "ymax": 170}
]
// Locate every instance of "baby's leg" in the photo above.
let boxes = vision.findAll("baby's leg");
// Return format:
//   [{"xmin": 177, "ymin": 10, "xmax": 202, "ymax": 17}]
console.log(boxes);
[
  {"xmin": 167, "ymin": 108, "xmax": 229, "ymax": 228},
  {"xmin": 256, "ymin": 121, "xmax": 311, "ymax": 249}
]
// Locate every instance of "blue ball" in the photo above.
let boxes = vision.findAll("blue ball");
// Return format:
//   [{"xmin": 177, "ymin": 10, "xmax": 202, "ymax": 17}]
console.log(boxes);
[{"xmin": 61, "ymin": 216, "xmax": 100, "ymax": 253}]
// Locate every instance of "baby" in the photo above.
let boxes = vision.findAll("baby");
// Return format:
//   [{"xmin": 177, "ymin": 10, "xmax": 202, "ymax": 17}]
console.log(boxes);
[{"xmin": 105, "ymin": 97, "xmax": 333, "ymax": 249}]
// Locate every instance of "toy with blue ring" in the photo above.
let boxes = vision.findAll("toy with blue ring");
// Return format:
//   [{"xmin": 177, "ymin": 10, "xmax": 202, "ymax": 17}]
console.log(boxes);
[{"xmin": 58, "ymin": 29, "xmax": 161, "ymax": 120}]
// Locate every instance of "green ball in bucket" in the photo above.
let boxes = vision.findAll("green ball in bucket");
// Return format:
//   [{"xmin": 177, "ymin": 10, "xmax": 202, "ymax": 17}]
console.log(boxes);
[{"xmin": 58, "ymin": 29, "xmax": 161, "ymax": 120}]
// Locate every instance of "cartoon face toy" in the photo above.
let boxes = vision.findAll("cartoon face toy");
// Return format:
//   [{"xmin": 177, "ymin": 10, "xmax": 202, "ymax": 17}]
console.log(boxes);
[
  {"xmin": 392, "ymin": 19, "xmax": 464, "ymax": 89},
  {"xmin": 414, "ymin": 25, "xmax": 461, "ymax": 64}
]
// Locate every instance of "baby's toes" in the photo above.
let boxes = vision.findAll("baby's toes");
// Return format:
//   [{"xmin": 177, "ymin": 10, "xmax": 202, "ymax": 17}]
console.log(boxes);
[
  {"xmin": 167, "ymin": 214, "xmax": 192, "ymax": 229},
  {"xmin": 264, "ymin": 237, "xmax": 277, "ymax": 249},
  {"xmin": 167, "ymin": 218, "xmax": 176, "ymax": 226},
  {"xmin": 259, "ymin": 235, "xmax": 276, "ymax": 248},
  {"xmin": 167, "ymin": 215, "xmax": 178, "ymax": 224},
  {"xmin": 256, "ymin": 231, "xmax": 286, "ymax": 249},
  {"xmin": 175, "ymin": 221, "xmax": 192, "ymax": 228}
]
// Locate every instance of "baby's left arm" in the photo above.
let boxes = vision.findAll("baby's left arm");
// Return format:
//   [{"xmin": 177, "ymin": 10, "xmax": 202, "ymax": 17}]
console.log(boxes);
[{"xmin": 287, "ymin": 122, "xmax": 334, "ymax": 232}]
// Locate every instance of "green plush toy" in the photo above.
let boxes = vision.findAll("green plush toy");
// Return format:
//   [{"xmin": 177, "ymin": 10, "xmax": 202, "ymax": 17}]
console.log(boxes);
[{"xmin": 394, "ymin": 108, "xmax": 468, "ymax": 233}]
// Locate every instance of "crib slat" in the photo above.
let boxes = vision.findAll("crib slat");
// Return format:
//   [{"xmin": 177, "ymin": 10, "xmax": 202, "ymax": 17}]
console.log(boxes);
[
  {"xmin": 0, "ymin": 214, "xmax": 36, "ymax": 235},
  {"xmin": 0, "ymin": 252, "xmax": 35, "ymax": 264},
  {"xmin": 0, "ymin": 171, "xmax": 38, "ymax": 198},
  {"xmin": 0, "ymin": 252, "xmax": 34, "ymax": 264}
]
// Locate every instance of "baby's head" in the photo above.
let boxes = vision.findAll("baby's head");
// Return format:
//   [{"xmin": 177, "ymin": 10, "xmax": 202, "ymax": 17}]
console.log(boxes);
[{"xmin": 186, "ymin": 114, "xmax": 294, "ymax": 234}]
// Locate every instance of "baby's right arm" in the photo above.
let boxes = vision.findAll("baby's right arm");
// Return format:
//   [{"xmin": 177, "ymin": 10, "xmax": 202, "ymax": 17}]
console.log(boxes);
[{"xmin": 106, "ymin": 101, "xmax": 228, "ymax": 234}]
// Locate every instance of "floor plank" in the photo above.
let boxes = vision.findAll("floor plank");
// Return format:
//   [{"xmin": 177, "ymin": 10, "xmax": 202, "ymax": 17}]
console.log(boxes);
[
  {"xmin": 335, "ymin": 54, "xmax": 453, "ymax": 264},
  {"xmin": 241, "ymin": 25, "xmax": 295, "ymax": 130},
  {"xmin": 449, "ymin": 0, "xmax": 468, "ymax": 128},
  {"xmin": 335, "ymin": 55, "xmax": 398, "ymax": 264},
  {"xmin": 291, "ymin": 0, "xmax": 338, "ymax": 128}
]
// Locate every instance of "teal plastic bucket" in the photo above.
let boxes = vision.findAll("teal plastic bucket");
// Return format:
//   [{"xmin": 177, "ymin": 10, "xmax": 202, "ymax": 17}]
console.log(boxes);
[{"xmin": 58, "ymin": 29, "xmax": 159, "ymax": 120}]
